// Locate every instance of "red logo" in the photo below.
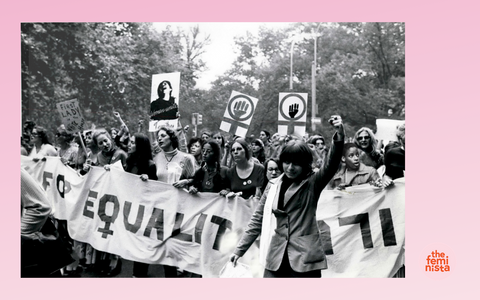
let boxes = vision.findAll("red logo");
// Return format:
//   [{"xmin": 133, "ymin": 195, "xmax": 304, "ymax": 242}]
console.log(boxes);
[{"xmin": 425, "ymin": 250, "xmax": 450, "ymax": 272}]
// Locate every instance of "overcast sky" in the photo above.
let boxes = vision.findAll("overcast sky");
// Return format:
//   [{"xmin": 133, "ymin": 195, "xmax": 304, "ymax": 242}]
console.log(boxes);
[{"xmin": 153, "ymin": 22, "xmax": 293, "ymax": 90}]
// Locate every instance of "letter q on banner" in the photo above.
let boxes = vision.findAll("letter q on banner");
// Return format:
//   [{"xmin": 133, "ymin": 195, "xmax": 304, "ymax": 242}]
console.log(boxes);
[
  {"xmin": 219, "ymin": 91, "xmax": 258, "ymax": 138},
  {"xmin": 277, "ymin": 92, "xmax": 307, "ymax": 137}
]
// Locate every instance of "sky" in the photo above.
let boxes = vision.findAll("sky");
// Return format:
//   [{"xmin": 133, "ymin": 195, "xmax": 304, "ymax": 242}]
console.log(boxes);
[{"xmin": 153, "ymin": 22, "xmax": 293, "ymax": 90}]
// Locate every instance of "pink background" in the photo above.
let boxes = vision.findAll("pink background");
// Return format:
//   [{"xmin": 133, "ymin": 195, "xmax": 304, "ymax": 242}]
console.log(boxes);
[{"xmin": 3, "ymin": 1, "xmax": 478, "ymax": 299}]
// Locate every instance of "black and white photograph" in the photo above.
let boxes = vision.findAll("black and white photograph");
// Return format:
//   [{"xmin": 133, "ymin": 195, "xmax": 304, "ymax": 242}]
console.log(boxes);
[{"xmin": 20, "ymin": 22, "xmax": 405, "ymax": 278}]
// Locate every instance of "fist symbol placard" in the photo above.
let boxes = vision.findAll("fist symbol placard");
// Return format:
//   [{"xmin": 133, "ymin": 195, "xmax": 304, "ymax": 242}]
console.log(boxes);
[{"xmin": 233, "ymin": 100, "xmax": 249, "ymax": 118}]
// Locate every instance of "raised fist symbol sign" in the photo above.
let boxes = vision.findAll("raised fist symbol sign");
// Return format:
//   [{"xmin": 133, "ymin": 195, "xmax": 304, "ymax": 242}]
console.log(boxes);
[
  {"xmin": 289, "ymin": 103, "xmax": 299, "ymax": 119},
  {"xmin": 233, "ymin": 100, "xmax": 249, "ymax": 118}
]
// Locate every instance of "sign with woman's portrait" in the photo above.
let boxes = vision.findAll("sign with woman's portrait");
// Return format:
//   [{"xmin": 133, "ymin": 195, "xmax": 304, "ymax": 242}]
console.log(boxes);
[{"xmin": 149, "ymin": 72, "xmax": 181, "ymax": 132}]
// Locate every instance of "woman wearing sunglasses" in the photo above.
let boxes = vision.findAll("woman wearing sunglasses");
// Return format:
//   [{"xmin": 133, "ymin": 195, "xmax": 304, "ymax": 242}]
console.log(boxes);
[{"xmin": 353, "ymin": 127, "xmax": 384, "ymax": 169}]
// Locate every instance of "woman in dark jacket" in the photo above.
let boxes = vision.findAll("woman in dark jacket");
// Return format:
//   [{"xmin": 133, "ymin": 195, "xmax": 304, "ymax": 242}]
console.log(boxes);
[
  {"xmin": 230, "ymin": 115, "xmax": 345, "ymax": 278},
  {"xmin": 187, "ymin": 140, "xmax": 227, "ymax": 194}
]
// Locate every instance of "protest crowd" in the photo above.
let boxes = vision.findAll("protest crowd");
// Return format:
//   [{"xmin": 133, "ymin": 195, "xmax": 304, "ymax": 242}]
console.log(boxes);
[{"xmin": 21, "ymin": 101, "xmax": 405, "ymax": 278}]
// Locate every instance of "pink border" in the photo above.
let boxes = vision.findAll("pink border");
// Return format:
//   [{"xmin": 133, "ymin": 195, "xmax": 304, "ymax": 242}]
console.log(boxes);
[{"xmin": 4, "ymin": 1, "xmax": 479, "ymax": 299}]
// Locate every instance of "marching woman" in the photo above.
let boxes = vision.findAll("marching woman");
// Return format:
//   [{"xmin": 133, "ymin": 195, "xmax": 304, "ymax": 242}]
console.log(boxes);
[
  {"xmin": 83, "ymin": 129, "xmax": 127, "ymax": 276},
  {"xmin": 251, "ymin": 139, "xmax": 266, "ymax": 165},
  {"xmin": 187, "ymin": 137, "xmax": 204, "ymax": 171},
  {"xmin": 124, "ymin": 133, "xmax": 158, "ymax": 277},
  {"xmin": 186, "ymin": 140, "xmax": 227, "ymax": 194},
  {"xmin": 220, "ymin": 138, "xmax": 264, "ymax": 200},
  {"xmin": 353, "ymin": 127, "xmax": 384, "ymax": 169},
  {"xmin": 230, "ymin": 115, "xmax": 344, "ymax": 278},
  {"xmin": 151, "ymin": 127, "xmax": 196, "ymax": 277},
  {"xmin": 29, "ymin": 126, "xmax": 57, "ymax": 160}
]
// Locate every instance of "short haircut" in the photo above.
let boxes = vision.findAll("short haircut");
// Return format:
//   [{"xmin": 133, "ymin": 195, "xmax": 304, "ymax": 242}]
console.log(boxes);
[
  {"xmin": 187, "ymin": 137, "xmax": 204, "ymax": 152},
  {"xmin": 158, "ymin": 127, "xmax": 179, "ymax": 150},
  {"xmin": 279, "ymin": 140, "xmax": 313, "ymax": 176},
  {"xmin": 342, "ymin": 142, "xmax": 358, "ymax": 156},
  {"xmin": 231, "ymin": 138, "xmax": 251, "ymax": 160}
]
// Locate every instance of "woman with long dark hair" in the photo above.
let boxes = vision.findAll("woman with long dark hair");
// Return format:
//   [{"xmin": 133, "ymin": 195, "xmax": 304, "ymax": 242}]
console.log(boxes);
[
  {"xmin": 251, "ymin": 139, "xmax": 266, "ymax": 165},
  {"xmin": 29, "ymin": 126, "xmax": 57, "ymax": 159},
  {"xmin": 125, "ymin": 133, "xmax": 157, "ymax": 277},
  {"xmin": 187, "ymin": 140, "xmax": 227, "ymax": 194}
]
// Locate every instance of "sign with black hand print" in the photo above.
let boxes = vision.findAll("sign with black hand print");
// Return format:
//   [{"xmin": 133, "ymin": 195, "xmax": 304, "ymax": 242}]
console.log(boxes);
[
  {"xmin": 220, "ymin": 91, "xmax": 258, "ymax": 137},
  {"xmin": 277, "ymin": 93, "xmax": 307, "ymax": 137}
]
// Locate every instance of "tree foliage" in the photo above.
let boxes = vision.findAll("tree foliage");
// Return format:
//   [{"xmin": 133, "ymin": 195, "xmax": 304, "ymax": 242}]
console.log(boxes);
[{"xmin": 22, "ymin": 22, "xmax": 404, "ymax": 143}]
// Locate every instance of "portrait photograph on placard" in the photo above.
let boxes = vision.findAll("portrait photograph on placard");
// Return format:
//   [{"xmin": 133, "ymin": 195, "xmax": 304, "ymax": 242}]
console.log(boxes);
[{"xmin": 20, "ymin": 22, "xmax": 405, "ymax": 279}]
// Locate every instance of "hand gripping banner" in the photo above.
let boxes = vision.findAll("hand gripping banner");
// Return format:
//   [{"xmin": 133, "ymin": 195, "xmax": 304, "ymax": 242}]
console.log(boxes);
[
  {"xmin": 20, "ymin": 156, "xmax": 263, "ymax": 277},
  {"xmin": 21, "ymin": 156, "xmax": 404, "ymax": 278},
  {"xmin": 219, "ymin": 91, "xmax": 258, "ymax": 138}
]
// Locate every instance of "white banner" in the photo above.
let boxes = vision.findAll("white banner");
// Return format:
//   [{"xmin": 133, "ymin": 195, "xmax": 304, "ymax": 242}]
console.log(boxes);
[
  {"xmin": 20, "ymin": 156, "xmax": 262, "ymax": 277},
  {"xmin": 318, "ymin": 181, "xmax": 405, "ymax": 277},
  {"xmin": 21, "ymin": 156, "xmax": 404, "ymax": 278},
  {"xmin": 219, "ymin": 91, "xmax": 258, "ymax": 137}
]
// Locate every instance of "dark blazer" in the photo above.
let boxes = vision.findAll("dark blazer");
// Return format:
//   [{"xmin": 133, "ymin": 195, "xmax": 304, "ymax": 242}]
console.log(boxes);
[{"xmin": 234, "ymin": 135, "xmax": 343, "ymax": 273}]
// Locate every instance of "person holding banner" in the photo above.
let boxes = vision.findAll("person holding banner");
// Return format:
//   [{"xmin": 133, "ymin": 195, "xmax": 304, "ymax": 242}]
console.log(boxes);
[
  {"xmin": 328, "ymin": 143, "xmax": 381, "ymax": 189},
  {"xmin": 83, "ymin": 129, "xmax": 127, "ymax": 276},
  {"xmin": 153, "ymin": 127, "xmax": 196, "ymax": 185},
  {"xmin": 230, "ymin": 115, "xmax": 345, "ymax": 278},
  {"xmin": 29, "ymin": 126, "xmax": 58, "ymax": 159},
  {"xmin": 187, "ymin": 140, "xmax": 227, "ymax": 194},
  {"xmin": 353, "ymin": 127, "xmax": 384, "ymax": 169},
  {"xmin": 55, "ymin": 125, "xmax": 78, "ymax": 168},
  {"xmin": 221, "ymin": 138, "xmax": 265, "ymax": 200},
  {"xmin": 124, "ymin": 133, "xmax": 158, "ymax": 277}
]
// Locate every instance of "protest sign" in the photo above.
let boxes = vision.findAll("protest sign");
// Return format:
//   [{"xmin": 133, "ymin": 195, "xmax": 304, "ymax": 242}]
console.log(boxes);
[
  {"xmin": 56, "ymin": 99, "xmax": 86, "ymax": 133},
  {"xmin": 277, "ymin": 93, "xmax": 307, "ymax": 137},
  {"xmin": 219, "ymin": 91, "xmax": 258, "ymax": 137},
  {"xmin": 376, "ymin": 119, "xmax": 405, "ymax": 142},
  {"xmin": 149, "ymin": 72, "xmax": 181, "ymax": 132}
]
